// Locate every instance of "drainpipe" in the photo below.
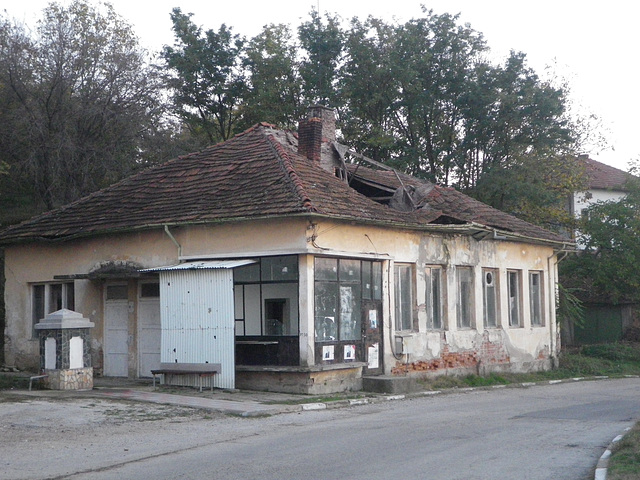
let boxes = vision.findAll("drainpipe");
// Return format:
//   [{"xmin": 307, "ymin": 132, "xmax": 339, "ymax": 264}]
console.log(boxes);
[{"xmin": 164, "ymin": 225, "xmax": 182, "ymax": 258}]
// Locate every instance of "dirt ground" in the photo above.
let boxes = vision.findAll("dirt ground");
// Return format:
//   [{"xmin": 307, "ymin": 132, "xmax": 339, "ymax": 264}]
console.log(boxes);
[{"xmin": 0, "ymin": 391, "xmax": 233, "ymax": 480}]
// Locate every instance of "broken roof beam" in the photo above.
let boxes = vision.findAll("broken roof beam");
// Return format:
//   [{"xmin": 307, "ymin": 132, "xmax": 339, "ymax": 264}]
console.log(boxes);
[{"xmin": 333, "ymin": 141, "xmax": 417, "ymax": 209}]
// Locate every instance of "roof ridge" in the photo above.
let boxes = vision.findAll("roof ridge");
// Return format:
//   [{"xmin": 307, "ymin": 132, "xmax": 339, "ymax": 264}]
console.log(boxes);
[{"xmin": 267, "ymin": 134, "xmax": 318, "ymax": 213}]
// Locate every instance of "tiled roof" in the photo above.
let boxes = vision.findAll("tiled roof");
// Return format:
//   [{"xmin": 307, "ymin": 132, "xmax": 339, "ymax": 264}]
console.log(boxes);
[
  {"xmin": 0, "ymin": 124, "xmax": 568, "ymax": 245},
  {"xmin": 346, "ymin": 166, "xmax": 568, "ymax": 243},
  {"xmin": 0, "ymin": 124, "xmax": 417, "ymax": 243},
  {"xmin": 583, "ymin": 157, "xmax": 630, "ymax": 191}
]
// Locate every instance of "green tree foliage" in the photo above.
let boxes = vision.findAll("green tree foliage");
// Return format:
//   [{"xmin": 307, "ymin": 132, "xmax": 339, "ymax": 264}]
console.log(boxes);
[
  {"xmin": 240, "ymin": 24, "xmax": 302, "ymax": 130},
  {"xmin": 339, "ymin": 17, "xmax": 406, "ymax": 163},
  {"xmin": 339, "ymin": 13, "xmax": 577, "ymax": 188},
  {"xmin": 157, "ymin": 7, "xmax": 588, "ymax": 232},
  {"xmin": 473, "ymin": 153, "xmax": 587, "ymax": 230},
  {"xmin": 561, "ymin": 176, "xmax": 640, "ymax": 304},
  {"xmin": 335, "ymin": 11, "xmax": 583, "ymax": 230},
  {"xmin": 297, "ymin": 10, "xmax": 344, "ymax": 107},
  {"xmin": 0, "ymin": 1, "xmax": 164, "ymax": 211},
  {"xmin": 1, "ymin": 4, "xmax": 591, "ymax": 234},
  {"xmin": 161, "ymin": 8, "xmax": 246, "ymax": 145}
]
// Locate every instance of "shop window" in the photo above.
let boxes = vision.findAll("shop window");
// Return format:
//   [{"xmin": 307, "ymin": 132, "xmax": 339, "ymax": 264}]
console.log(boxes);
[
  {"xmin": 508, "ymin": 270, "xmax": 522, "ymax": 327},
  {"xmin": 456, "ymin": 267, "xmax": 475, "ymax": 329},
  {"xmin": 483, "ymin": 269, "xmax": 499, "ymax": 328},
  {"xmin": 233, "ymin": 256, "xmax": 299, "ymax": 337},
  {"xmin": 425, "ymin": 266, "xmax": 444, "ymax": 330},
  {"xmin": 314, "ymin": 258, "xmax": 382, "ymax": 343},
  {"xmin": 261, "ymin": 256, "xmax": 298, "ymax": 281},
  {"xmin": 529, "ymin": 271, "xmax": 544, "ymax": 326}
]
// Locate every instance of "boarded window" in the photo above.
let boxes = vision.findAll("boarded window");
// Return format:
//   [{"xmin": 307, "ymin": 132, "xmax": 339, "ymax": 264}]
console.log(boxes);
[
  {"xmin": 529, "ymin": 271, "xmax": 544, "ymax": 326},
  {"xmin": 394, "ymin": 264, "xmax": 414, "ymax": 331},
  {"xmin": 483, "ymin": 269, "xmax": 499, "ymax": 328},
  {"xmin": 457, "ymin": 267, "xmax": 475, "ymax": 329},
  {"xmin": 508, "ymin": 270, "xmax": 522, "ymax": 327},
  {"xmin": 426, "ymin": 266, "xmax": 444, "ymax": 330}
]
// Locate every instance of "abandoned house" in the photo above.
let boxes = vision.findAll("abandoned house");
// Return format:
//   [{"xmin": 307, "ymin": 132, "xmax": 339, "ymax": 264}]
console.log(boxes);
[{"xmin": 0, "ymin": 106, "xmax": 574, "ymax": 393}]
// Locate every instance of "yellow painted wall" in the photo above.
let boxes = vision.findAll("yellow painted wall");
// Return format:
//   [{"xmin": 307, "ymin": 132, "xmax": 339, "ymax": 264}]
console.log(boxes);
[{"xmin": 4, "ymin": 216, "xmax": 560, "ymax": 378}]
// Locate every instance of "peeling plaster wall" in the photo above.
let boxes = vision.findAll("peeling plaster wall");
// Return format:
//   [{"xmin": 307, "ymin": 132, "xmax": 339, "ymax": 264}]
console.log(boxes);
[
  {"xmin": 5, "ymin": 216, "xmax": 558, "ymax": 379},
  {"xmin": 307, "ymin": 220, "xmax": 558, "ymax": 378},
  {"xmin": 3, "ymin": 218, "xmax": 309, "ymax": 371}
]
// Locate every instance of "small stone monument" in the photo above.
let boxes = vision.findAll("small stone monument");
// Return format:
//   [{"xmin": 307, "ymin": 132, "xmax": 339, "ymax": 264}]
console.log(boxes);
[{"xmin": 35, "ymin": 309, "xmax": 95, "ymax": 390}]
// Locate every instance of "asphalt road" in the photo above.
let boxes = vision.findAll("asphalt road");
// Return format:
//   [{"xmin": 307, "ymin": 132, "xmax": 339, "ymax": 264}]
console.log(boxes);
[{"xmin": 2, "ymin": 377, "xmax": 640, "ymax": 480}]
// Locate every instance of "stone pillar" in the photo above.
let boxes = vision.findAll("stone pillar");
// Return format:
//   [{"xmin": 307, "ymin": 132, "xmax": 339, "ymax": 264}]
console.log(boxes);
[{"xmin": 35, "ymin": 309, "xmax": 95, "ymax": 390}]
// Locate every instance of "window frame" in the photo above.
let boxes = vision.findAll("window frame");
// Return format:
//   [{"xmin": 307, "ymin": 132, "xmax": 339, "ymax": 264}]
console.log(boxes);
[
  {"xmin": 425, "ymin": 266, "xmax": 445, "ymax": 330},
  {"xmin": 31, "ymin": 281, "xmax": 75, "ymax": 337},
  {"xmin": 507, "ymin": 270, "xmax": 522, "ymax": 327},
  {"xmin": 456, "ymin": 266, "xmax": 475, "ymax": 329},
  {"xmin": 314, "ymin": 257, "xmax": 383, "ymax": 343},
  {"xmin": 529, "ymin": 271, "xmax": 544, "ymax": 327},
  {"xmin": 394, "ymin": 263, "xmax": 416, "ymax": 332},
  {"xmin": 234, "ymin": 255, "xmax": 300, "ymax": 337},
  {"xmin": 482, "ymin": 268, "xmax": 499, "ymax": 328}
]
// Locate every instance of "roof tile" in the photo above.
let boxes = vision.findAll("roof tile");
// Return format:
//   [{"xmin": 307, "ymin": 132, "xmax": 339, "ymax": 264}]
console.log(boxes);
[{"xmin": 0, "ymin": 124, "xmax": 569, "ymax": 245}]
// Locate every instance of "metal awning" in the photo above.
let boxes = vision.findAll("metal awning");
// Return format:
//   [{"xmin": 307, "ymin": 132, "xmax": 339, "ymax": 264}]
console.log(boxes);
[{"xmin": 140, "ymin": 259, "xmax": 257, "ymax": 273}]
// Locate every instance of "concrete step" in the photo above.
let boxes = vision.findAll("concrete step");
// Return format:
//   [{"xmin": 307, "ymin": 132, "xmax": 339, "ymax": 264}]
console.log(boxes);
[{"xmin": 362, "ymin": 375, "xmax": 425, "ymax": 394}]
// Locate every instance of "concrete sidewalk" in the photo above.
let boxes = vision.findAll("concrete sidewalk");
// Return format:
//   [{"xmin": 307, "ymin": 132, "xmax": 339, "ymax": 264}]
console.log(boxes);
[
  {"xmin": 5, "ymin": 375, "xmax": 371, "ymax": 416},
  {"xmin": 93, "ymin": 388, "xmax": 298, "ymax": 417}
]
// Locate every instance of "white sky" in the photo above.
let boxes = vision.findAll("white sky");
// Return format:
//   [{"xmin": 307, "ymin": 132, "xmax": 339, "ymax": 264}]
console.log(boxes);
[{"xmin": 5, "ymin": 0, "xmax": 640, "ymax": 171}]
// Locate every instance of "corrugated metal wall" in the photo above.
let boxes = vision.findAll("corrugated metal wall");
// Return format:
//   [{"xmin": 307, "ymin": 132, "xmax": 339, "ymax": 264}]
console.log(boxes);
[{"xmin": 159, "ymin": 269, "xmax": 235, "ymax": 389}]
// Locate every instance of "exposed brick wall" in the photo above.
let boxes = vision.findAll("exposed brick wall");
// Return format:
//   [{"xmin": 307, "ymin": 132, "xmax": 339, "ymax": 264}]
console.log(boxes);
[
  {"xmin": 298, "ymin": 117, "xmax": 323, "ymax": 163},
  {"xmin": 307, "ymin": 105, "xmax": 336, "ymax": 142},
  {"xmin": 479, "ymin": 337, "xmax": 510, "ymax": 365},
  {"xmin": 391, "ymin": 340, "xmax": 510, "ymax": 375}
]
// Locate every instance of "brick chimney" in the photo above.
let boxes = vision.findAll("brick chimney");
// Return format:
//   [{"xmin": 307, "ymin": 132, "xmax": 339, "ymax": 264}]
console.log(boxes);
[{"xmin": 298, "ymin": 105, "xmax": 336, "ymax": 163}]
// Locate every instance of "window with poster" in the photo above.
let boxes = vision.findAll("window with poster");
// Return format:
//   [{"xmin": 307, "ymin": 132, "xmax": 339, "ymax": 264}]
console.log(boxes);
[{"xmin": 314, "ymin": 257, "xmax": 383, "ymax": 364}]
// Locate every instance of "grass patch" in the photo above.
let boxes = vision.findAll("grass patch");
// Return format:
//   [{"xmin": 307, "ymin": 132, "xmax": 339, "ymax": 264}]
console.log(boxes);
[
  {"xmin": 416, "ymin": 343, "xmax": 640, "ymax": 391},
  {"xmin": 607, "ymin": 423, "xmax": 640, "ymax": 480},
  {"xmin": 0, "ymin": 374, "xmax": 30, "ymax": 390}
]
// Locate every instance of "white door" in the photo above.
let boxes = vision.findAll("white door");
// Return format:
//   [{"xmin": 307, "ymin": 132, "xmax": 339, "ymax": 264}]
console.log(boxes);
[
  {"xmin": 138, "ymin": 282, "xmax": 161, "ymax": 377},
  {"xmin": 104, "ymin": 284, "xmax": 129, "ymax": 377}
]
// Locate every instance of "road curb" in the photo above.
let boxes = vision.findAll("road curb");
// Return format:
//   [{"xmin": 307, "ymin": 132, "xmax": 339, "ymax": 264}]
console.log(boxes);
[{"xmin": 594, "ymin": 428, "xmax": 630, "ymax": 480}]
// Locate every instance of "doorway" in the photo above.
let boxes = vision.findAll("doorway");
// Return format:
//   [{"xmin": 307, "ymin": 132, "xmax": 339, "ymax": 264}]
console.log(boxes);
[
  {"xmin": 103, "ymin": 283, "xmax": 129, "ymax": 377},
  {"xmin": 138, "ymin": 281, "xmax": 161, "ymax": 377}
]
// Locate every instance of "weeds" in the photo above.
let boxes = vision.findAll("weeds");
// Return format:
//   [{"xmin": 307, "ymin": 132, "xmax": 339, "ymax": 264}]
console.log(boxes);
[
  {"xmin": 608, "ymin": 423, "xmax": 640, "ymax": 480},
  {"xmin": 0, "ymin": 375, "xmax": 29, "ymax": 390}
]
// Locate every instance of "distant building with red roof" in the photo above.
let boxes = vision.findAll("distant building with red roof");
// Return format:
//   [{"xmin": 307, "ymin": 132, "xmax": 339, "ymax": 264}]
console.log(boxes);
[{"xmin": 572, "ymin": 156, "xmax": 631, "ymax": 217}]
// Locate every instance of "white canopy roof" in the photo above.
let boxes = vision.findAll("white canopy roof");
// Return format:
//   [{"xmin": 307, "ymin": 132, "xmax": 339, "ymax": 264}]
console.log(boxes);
[{"xmin": 140, "ymin": 259, "xmax": 256, "ymax": 272}]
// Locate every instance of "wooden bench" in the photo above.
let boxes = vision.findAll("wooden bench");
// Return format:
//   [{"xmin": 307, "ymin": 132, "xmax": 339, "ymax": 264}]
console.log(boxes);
[
  {"xmin": 29, "ymin": 374, "xmax": 48, "ymax": 391},
  {"xmin": 151, "ymin": 363, "xmax": 221, "ymax": 392}
]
